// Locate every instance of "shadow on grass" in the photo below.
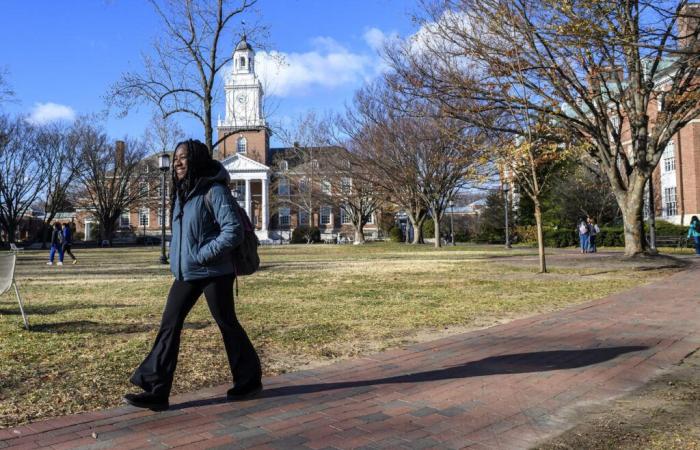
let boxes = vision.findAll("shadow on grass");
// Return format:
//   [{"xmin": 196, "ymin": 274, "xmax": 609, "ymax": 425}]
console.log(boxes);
[
  {"xmin": 28, "ymin": 320, "xmax": 211, "ymax": 334},
  {"xmin": 171, "ymin": 345, "xmax": 648, "ymax": 411},
  {"xmin": 0, "ymin": 303, "xmax": 135, "ymax": 316}
]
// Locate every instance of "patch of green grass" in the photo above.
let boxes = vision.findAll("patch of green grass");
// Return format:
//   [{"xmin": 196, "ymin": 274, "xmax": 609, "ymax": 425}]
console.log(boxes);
[{"xmin": 0, "ymin": 243, "xmax": 676, "ymax": 427}]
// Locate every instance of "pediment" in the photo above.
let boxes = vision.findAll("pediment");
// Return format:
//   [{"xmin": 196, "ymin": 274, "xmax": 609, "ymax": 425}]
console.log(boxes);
[{"xmin": 220, "ymin": 154, "xmax": 270, "ymax": 173}]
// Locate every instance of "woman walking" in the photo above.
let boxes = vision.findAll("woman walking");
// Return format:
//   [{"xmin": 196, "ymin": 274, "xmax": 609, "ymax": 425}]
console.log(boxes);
[
  {"xmin": 577, "ymin": 218, "xmax": 590, "ymax": 254},
  {"xmin": 62, "ymin": 223, "xmax": 77, "ymax": 264},
  {"xmin": 124, "ymin": 139, "xmax": 262, "ymax": 411},
  {"xmin": 687, "ymin": 215, "xmax": 700, "ymax": 256},
  {"xmin": 587, "ymin": 217, "xmax": 600, "ymax": 253},
  {"xmin": 46, "ymin": 222, "xmax": 64, "ymax": 266}
]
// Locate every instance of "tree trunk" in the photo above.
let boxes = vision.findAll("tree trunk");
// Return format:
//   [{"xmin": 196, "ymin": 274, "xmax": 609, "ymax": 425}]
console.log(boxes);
[
  {"xmin": 410, "ymin": 216, "xmax": 425, "ymax": 244},
  {"xmin": 204, "ymin": 98, "xmax": 214, "ymax": 154},
  {"xmin": 433, "ymin": 216, "xmax": 441, "ymax": 248},
  {"xmin": 7, "ymin": 222, "xmax": 16, "ymax": 244},
  {"xmin": 617, "ymin": 178, "xmax": 647, "ymax": 257},
  {"xmin": 533, "ymin": 199, "xmax": 547, "ymax": 273},
  {"xmin": 354, "ymin": 223, "xmax": 365, "ymax": 244}
]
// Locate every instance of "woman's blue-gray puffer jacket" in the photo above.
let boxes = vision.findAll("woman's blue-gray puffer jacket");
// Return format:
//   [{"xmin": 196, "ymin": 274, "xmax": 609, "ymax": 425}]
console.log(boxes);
[{"xmin": 169, "ymin": 162, "xmax": 243, "ymax": 281}]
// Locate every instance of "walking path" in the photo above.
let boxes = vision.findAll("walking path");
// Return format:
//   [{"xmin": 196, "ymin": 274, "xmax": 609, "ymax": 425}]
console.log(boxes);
[{"xmin": 2, "ymin": 259, "xmax": 699, "ymax": 450}]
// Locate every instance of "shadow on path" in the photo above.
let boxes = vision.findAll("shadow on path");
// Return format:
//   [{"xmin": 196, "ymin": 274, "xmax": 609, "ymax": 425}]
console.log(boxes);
[{"xmin": 172, "ymin": 346, "xmax": 647, "ymax": 411}]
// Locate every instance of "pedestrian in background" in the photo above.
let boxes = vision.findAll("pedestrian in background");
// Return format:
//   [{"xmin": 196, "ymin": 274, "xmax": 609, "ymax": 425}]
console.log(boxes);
[
  {"xmin": 62, "ymin": 223, "xmax": 77, "ymax": 264},
  {"xmin": 578, "ymin": 218, "xmax": 590, "ymax": 254},
  {"xmin": 47, "ymin": 222, "xmax": 64, "ymax": 266},
  {"xmin": 687, "ymin": 215, "xmax": 700, "ymax": 256},
  {"xmin": 588, "ymin": 217, "xmax": 600, "ymax": 253}
]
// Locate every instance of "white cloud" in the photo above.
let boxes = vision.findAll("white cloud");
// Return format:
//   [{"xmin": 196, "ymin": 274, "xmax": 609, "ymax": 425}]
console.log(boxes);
[
  {"xmin": 250, "ymin": 36, "xmax": 389, "ymax": 98},
  {"xmin": 27, "ymin": 102, "xmax": 76, "ymax": 125}
]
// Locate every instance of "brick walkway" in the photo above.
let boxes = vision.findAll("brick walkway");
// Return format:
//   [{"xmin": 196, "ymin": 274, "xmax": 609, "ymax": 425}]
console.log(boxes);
[{"xmin": 2, "ymin": 259, "xmax": 699, "ymax": 450}]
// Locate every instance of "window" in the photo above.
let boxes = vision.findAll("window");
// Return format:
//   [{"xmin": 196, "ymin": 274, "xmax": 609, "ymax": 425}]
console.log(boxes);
[
  {"xmin": 321, "ymin": 180, "xmax": 331, "ymax": 195},
  {"xmin": 663, "ymin": 142, "xmax": 676, "ymax": 173},
  {"xmin": 311, "ymin": 159, "xmax": 319, "ymax": 170},
  {"xmin": 237, "ymin": 136, "xmax": 247, "ymax": 154},
  {"xmin": 120, "ymin": 211, "xmax": 130, "ymax": 227},
  {"xmin": 139, "ymin": 208, "xmax": 150, "ymax": 227},
  {"xmin": 299, "ymin": 177, "xmax": 309, "ymax": 193},
  {"xmin": 663, "ymin": 187, "xmax": 678, "ymax": 217},
  {"xmin": 279, "ymin": 160, "xmax": 288, "ymax": 171},
  {"xmin": 157, "ymin": 207, "xmax": 168, "ymax": 227},
  {"xmin": 340, "ymin": 177, "xmax": 352, "ymax": 194},
  {"xmin": 156, "ymin": 184, "xmax": 169, "ymax": 199},
  {"xmin": 320, "ymin": 205, "xmax": 332, "ymax": 225},
  {"xmin": 657, "ymin": 92, "xmax": 666, "ymax": 112},
  {"xmin": 278, "ymin": 208, "xmax": 290, "ymax": 227},
  {"xmin": 240, "ymin": 56, "xmax": 246, "ymax": 68},
  {"xmin": 340, "ymin": 206, "xmax": 352, "ymax": 225},
  {"xmin": 278, "ymin": 178, "xmax": 290, "ymax": 196},
  {"xmin": 299, "ymin": 210, "xmax": 309, "ymax": 225},
  {"xmin": 366, "ymin": 213, "xmax": 374, "ymax": 225},
  {"xmin": 139, "ymin": 182, "xmax": 149, "ymax": 197}
]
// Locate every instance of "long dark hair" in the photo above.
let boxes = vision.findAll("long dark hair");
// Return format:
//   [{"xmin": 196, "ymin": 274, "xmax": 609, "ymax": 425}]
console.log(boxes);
[
  {"xmin": 169, "ymin": 139, "xmax": 216, "ymax": 222},
  {"xmin": 691, "ymin": 215, "xmax": 699, "ymax": 224}
]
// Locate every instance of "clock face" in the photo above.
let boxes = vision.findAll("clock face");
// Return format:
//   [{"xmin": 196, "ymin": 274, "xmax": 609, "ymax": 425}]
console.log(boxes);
[{"xmin": 237, "ymin": 94, "xmax": 247, "ymax": 104}]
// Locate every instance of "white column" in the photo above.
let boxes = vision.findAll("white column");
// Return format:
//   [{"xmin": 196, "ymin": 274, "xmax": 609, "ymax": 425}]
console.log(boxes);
[
  {"xmin": 245, "ymin": 178, "xmax": 251, "ymax": 218},
  {"xmin": 262, "ymin": 177, "xmax": 269, "ymax": 231}
]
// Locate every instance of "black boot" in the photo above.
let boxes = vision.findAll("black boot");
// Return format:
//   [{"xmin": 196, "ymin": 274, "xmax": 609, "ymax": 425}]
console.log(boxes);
[
  {"xmin": 123, "ymin": 392, "xmax": 169, "ymax": 411},
  {"xmin": 226, "ymin": 380, "xmax": 263, "ymax": 400}
]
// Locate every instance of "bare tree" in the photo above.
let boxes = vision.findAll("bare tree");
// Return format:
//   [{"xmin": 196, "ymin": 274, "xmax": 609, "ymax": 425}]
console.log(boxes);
[
  {"xmin": 315, "ymin": 145, "xmax": 384, "ymax": 244},
  {"xmin": 109, "ymin": 0, "xmax": 261, "ymax": 152},
  {"xmin": 271, "ymin": 113, "xmax": 329, "ymax": 239},
  {"xmin": 0, "ymin": 115, "xmax": 44, "ymax": 243},
  {"xmin": 390, "ymin": 0, "xmax": 700, "ymax": 256},
  {"xmin": 35, "ymin": 122, "xmax": 85, "ymax": 248},
  {"xmin": 142, "ymin": 111, "xmax": 186, "ymax": 154},
  {"xmin": 74, "ymin": 123, "xmax": 151, "ymax": 244},
  {"xmin": 0, "ymin": 68, "xmax": 14, "ymax": 106}
]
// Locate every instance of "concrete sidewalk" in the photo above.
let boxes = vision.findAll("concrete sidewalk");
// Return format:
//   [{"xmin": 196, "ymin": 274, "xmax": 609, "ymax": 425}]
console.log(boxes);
[{"xmin": 2, "ymin": 261, "xmax": 699, "ymax": 450}]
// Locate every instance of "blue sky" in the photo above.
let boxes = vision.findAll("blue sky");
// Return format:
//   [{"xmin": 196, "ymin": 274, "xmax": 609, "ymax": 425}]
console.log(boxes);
[{"xmin": 0, "ymin": 0, "xmax": 419, "ymax": 148}]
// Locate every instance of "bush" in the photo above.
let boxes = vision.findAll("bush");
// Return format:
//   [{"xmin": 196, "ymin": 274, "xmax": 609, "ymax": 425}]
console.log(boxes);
[
  {"xmin": 291, "ymin": 226, "xmax": 321, "ymax": 244},
  {"xmin": 422, "ymin": 219, "xmax": 435, "ymax": 238},
  {"xmin": 654, "ymin": 220, "xmax": 686, "ymax": 236},
  {"xmin": 597, "ymin": 226, "xmax": 625, "ymax": 247},
  {"xmin": 388, "ymin": 226, "xmax": 404, "ymax": 243}
]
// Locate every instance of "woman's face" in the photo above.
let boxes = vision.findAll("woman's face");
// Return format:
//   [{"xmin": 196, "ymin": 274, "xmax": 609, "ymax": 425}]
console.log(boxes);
[{"xmin": 174, "ymin": 145, "xmax": 188, "ymax": 180}]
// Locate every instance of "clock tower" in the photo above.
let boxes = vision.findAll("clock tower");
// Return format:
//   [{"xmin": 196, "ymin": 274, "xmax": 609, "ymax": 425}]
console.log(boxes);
[{"xmin": 217, "ymin": 34, "xmax": 269, "ymax": 164}]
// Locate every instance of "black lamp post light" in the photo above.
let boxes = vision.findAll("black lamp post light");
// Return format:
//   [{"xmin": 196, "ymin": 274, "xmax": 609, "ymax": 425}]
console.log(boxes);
[
  {"xmin": 448, "ymin": 200, "xmax": 455, "ymax": 246},
  {"xmin": 503, "ymin": 184, "xmax": 512, "ymax": 249},
  {"xmin": 158, "ymin": 152, "xmax": 170, "ymax": 264}
]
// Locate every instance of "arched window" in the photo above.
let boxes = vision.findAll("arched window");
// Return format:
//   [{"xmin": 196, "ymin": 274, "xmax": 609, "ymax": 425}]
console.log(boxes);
[
  {"xmin": 279, "ymin": 160, "xmax": 288, "ymax": 171},
  {"xmin": 239, "ymin": 56, "xmax": 246, "ymax": 68},
  {"xmin": 237, "ymin": 136, "xmax": 247, "ymax": 154}
]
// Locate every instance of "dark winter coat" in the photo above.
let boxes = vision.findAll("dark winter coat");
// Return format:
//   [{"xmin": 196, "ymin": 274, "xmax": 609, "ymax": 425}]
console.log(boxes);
[
  {"xmin": 62, "ymin": 227, "xmax": 72, "ymax": 246},
  {"xmin": 50, "ymin": 229, "xmax": 62, "ymax": 247},
  {"xmin": 169, "ymin": 161, "xmax": 243, "ymax": 281}
]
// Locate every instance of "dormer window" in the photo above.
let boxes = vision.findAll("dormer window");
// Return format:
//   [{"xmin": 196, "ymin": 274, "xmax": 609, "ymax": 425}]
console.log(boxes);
[{"xmin": 237, "ymin": 136, "xmax": 247, "ymax": 154}]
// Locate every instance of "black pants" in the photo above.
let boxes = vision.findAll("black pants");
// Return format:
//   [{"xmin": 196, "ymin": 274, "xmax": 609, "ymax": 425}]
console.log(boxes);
[
  {"xmin": 130, "ymin": 274, "xmax": 261, "ymax": 398},
  {"xmin": 63, "ymin": 244, "xmax": 76, "ymax": 260}
]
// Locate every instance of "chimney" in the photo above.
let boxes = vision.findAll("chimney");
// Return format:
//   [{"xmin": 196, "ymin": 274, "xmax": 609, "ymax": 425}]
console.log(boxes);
[
  {"xmin": 678, "ymin": 3, "xmax": 700, "ymax": 48},
  {"xmin": 115, "ymin": 140, "xmax": 125, "ymax": 170}
]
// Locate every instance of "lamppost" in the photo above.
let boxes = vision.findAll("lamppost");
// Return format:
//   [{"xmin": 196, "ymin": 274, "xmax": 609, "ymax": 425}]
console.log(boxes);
[
  {"xmin": 158, "ymin": 152, "xmax": 170, "ymax": 264},
  {"xmin": 448, "ymin": 200, "xmax": 455, "ymax": 246},
  {"xmin": 503, "ymin": 184, "xmax": 512, "ymax": 249}
]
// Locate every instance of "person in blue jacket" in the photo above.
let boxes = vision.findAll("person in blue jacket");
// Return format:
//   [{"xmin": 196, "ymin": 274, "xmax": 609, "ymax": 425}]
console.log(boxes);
[
  {"xmin": 125, "ymin": 139, "xmax": 262, "ymax": 411},
  {"xmin": 687, "ymin": 215, "xmax": 700, "ymax": 256},
  {"xmin": 61, "ymin": 223, "xmax": 77, "ymax": 264}
]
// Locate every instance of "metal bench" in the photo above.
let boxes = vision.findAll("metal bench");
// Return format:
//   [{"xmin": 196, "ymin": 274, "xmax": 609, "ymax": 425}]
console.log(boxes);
[
  {"xmin": 0, "ymin": 252, "xmax": 29, "ymax": 329},
  {"xmin": 9, "ymin": 243, "xmax": 23, "ymax": 252}
]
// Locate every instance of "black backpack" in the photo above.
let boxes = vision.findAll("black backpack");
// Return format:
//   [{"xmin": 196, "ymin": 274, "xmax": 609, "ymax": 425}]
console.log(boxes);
[{"xmin": 204, "ymin": 186, "xmax": 260, "ymax": 277}]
